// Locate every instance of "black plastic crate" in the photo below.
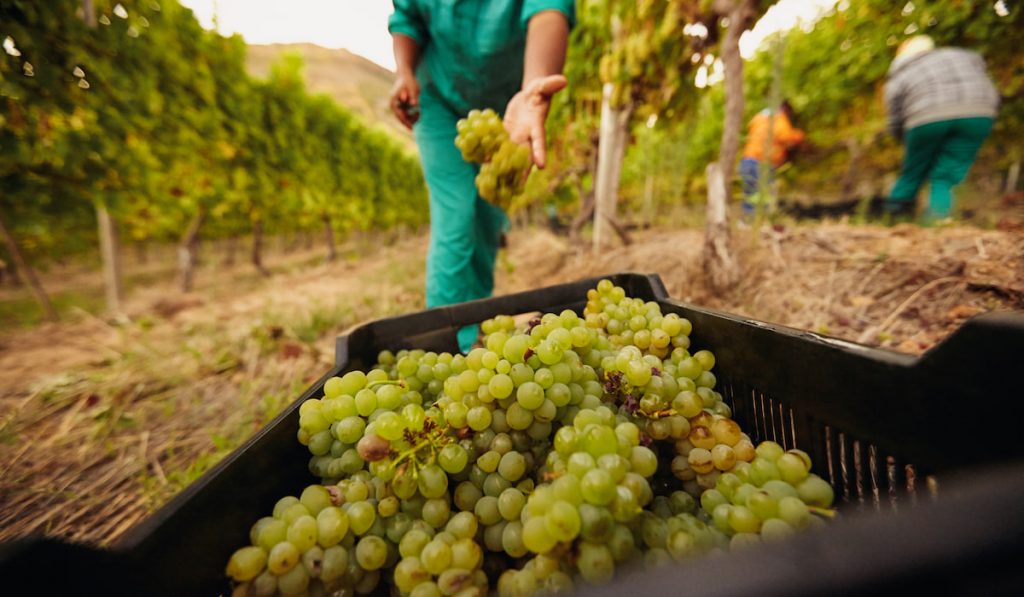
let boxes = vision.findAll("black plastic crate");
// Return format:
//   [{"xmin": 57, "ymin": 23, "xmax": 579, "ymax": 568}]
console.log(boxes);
[
  {"xmin": 593, "ymin": 460, "xmax": 1024, "ymax": 597},
  {"xmin": 2, "ymin": 273, "xmax": 1022, "ymax": 595}
]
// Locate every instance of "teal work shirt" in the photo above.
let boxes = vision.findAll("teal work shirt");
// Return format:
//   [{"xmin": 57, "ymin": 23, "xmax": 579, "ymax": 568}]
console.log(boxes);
[{"xmin": 389, "ymin": 0, "xmax": 576, "ymax": 116}]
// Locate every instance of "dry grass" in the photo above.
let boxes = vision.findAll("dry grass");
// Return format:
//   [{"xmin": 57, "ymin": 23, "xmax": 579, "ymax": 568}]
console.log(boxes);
[
  {"xmin": 499, "ymin": 222, "xmax": 1024, "ymax": 354},
  {"xmin": 0, "ymin": 236, "xmax": 427, "ymax": 545}
]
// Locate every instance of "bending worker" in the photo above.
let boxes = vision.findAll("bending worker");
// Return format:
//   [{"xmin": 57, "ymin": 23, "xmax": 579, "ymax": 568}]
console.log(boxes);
[
  {"xmin": 388, "ymin": 2, "xmax": 574, "ymax": 352},
  {"xmin": 883, "ymin": 35, "xmax": 999, "ymax": 223},
  {"xmin": 739, "ymin": 100, "xmax": 805, "ymax": 217}
]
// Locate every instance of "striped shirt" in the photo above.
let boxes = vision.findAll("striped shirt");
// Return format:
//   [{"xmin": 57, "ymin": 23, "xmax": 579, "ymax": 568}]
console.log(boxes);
[{"xmin": 884, "ymin": 48, "xmax": 1000, "ymax": 138}]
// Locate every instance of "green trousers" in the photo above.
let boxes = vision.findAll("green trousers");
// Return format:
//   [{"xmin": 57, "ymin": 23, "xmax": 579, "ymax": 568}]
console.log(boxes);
[
  {"xmin": 414, "ymin": 86, "xmax": 509, "ymax": 352},
  {"xmin": 890, "ymin": 117, "xmax": 993, "ymax": 220}
]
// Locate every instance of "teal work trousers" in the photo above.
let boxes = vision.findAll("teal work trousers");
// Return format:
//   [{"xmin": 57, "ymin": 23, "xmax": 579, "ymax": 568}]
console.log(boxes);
[
  {"xmin": 890, "ymin": 117, "xmax": 993, "ymax": 220},
  {"xmin": 414, "ymin": 86, "xmax": 509, "ymax": 352}
]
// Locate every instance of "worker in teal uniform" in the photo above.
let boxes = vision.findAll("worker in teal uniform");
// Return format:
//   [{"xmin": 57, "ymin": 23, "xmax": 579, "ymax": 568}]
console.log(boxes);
[
  {"xmin": 883, "ymin": 35, "xmax": 1000, "ymax": 223},
  {"xmin": 388, "ymin": 1, "xmax": 574, "ymax": 352}
]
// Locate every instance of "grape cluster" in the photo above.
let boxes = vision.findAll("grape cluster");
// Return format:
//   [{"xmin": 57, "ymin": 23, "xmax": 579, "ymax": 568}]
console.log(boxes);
[
  {"xmin": 640, "ymin": 492, "xmax": 726, "ymax": 563},
  {"xmin": 700, "ymin": 441, "xmax": 835, "ymax": 550},
  {"xmin": 670, "ymin": 411, "xmax": 756, "ymax": 497},
  {"xmin": 454, "ymin": 108, "xmax": 531, "ymax": 211},
  {"xmin": 476, "ymin": 142, "xmax": 531, "ymax": 209},
  {"xmin": 298, "ymin": 369, "xmax": 425, "ymax": 483},
  {"xmin": 583, "ymin": 279, "xmax": 693, "ymax": 355},
  {"xmin": 226, "ymin": 280, "xmax": 837, "ymax": 597},
  {"xmin": 521, "ymin": 406, "xmax": 660, "ymax": 584},
  {"xmin": 496, "ymin": 554, "xmax": 573, "ymax": 597},
  {"xmin": 225, "ymin": 482, "xmax": 386, "ymax": 596},
  {"xmin": 393, "ymin": 511, "xmax": 488, "ymax": 596},
  {"xmin": 455, "ymin": 109, "xmax": 506, "ymax": 164}
]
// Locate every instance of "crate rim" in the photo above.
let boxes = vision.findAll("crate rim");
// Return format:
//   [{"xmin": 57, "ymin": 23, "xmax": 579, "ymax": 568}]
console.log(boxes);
[{"xmin": 332, "ymin": 271, "xmax": 1021, "ymax": 370}]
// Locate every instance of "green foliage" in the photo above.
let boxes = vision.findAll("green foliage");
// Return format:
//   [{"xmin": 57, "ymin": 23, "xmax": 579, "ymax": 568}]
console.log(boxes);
[
  {"xmin": 544, "ymin": 0, "xmax": 771, "ymax": 214},
  {"xmin": 619, "ymin": 118, "xmax": 693, "ymax": 211},
  {"xmin": 545, "ymin": 0, "xmax": 1023, "ymax": 214},
  {"xmin": 538, "ymin": 1, "xmax": 707, "ymax": 213},
  {"xmin": 690, "ymin": 0, "xmax": 1023, "ymax": 199},
  {"xmin": 0, "ymin": 0, "xmax": 428, "ymax": 265}
]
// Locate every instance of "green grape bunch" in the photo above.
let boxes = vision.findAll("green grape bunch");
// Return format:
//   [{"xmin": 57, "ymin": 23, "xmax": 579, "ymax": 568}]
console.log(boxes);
[
  {"xmin": 454, "ymin": 108, "xmax": 532, "ymax": 211},
  {"xmin": 455, "ymin": 109, "xmax": 507, "ymax": 163},
  {"xmin": 476, "ymin": 141, "xmax": 531, "ymax": 210},
  {"xmin": 225, "ymin": 279, "xmax": 839, "ymax": 597}
]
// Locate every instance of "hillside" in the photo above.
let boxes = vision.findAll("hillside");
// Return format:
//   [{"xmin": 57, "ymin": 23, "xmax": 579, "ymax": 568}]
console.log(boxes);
[{"xmin": 246, "ymin": 43, "xmax": 415, "ymax": 149}]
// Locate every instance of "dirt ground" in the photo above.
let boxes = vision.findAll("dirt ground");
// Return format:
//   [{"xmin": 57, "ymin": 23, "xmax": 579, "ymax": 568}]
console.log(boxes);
[
  {"xmin": 500, "ymin": 222, "xmax": 1024, "ymax": 354},
  {"xmin": 0, "ymin": 222, "xmax": 1021, "ymax": 546}
]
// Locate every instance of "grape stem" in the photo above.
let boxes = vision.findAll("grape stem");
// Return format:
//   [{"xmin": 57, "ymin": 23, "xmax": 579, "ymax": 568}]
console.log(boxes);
[
  {"xmin": 387, "ymin": 423, "xmax": 452, "ymax": 471},
  {"xmin": 541, "ymin": 470, "xmax": 565, "ymax": 483},
  {"xmin": 640, "ymin": 407, "xmax": 676, "ymax": 420},
  {"xmin": 808, "ymin": 506, "xmax": 837, "ymax": 519},
  {"xmin": 604, "ymin": 371, "xmax": 674, "ymax": 419},
  {"xmin": 389, "ymin": 438, "xmax": 433, "ymax": 471}
]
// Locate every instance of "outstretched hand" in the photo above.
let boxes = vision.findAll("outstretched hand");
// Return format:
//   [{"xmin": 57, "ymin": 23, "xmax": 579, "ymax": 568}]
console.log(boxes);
[{"xmin": 502, "ymin": 74, "xmax": 568, "ymax": 169}]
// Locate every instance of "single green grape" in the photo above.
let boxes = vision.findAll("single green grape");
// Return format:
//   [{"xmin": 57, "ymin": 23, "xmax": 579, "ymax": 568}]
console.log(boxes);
[
  {"xmin": 316, "ymin": 507, "xmax": 349, "ymax": 548},
  {"xmin": 728, "ymin": 505, "xmax": 762, "ymax": 534},
  {"xmin": 516, "ymin": 381, "xmax": 545, "ymax": 410},
  {"xmin": 523, "ymin": 515, "xmax": 558, "ymax": 554},
  {"xmin": 580, "ymin": 469, "xmax": 616, "ymax": 506},
  {"xmin": 544, "ymin": 501, "xmax": 582, "ymax": 542},
  {"xmin": 347, "ymin": 501, "xmax": 376, "ymax": 535},
  {"xmin": 422, "ymin": 498, "xmax": 451, "ymax": 529},
  {"xmin": 420, "ymin": 539, "xmax": 453, "ymax": 576},
  {"xmin": 438, "ymin": 443, "xmax": 469, "ymax": 474},
  {"xmin": 498, "ymin": 451, "xmax": 527, "ymax": 482},
  {"xmin": 466, "ymin": 406, "xmax": 492, "ymax": 431},
  {"xmin": 576, "ymin": 542, "xmax": 615, "ymax": 585},
  {"xmin": 498, "ymin": 488, "xmax": 527, "ymax": 521},
  {"xmin": 778, "ymin": 496, "xmax": 811, "ymax": 528},
  {"xmin": 226, "ymin": 546, "xmax": 267, "ymax": 582},
  {"xmin": 394, "ymin": 556, "xmax": 430, "ymax": 593},
  {"xmin": 755, "ymin": 441, "xmax": 786, "ymax": 461},
  {"xmin": 267, "ymin": 541, "xmax": 300, "ymax": 575},
  {"xmin": 286, "ymin": 515, "xmax": 318, "ymax": 552},
  {"xmin": 502, "ymin": 520, "xmax": 528, "ymax": 557},
  {"xmin": 256, "ymin": 518, "xmax": 287, "ymax": 552},
  {"xmin": 277, "ymin": 559, "xmax": 310, "ymax": 595},
  {"xmin": 355, "ymin": 535, "xmax": 388, "ymax": 571},
  {"xmin": 474, "ymin": 495, "xmax": 502, "ymax": 526},
  {"xmin": 417, "ymin": 464, "xmax": 449, "ymax": 499},
  {"xmin": 797, "ymin": 475, "xmax": 835, "ymax": 507},
  {"xmin": 445, "ymin": 511, "xmax": 479, "ymax": 540}
]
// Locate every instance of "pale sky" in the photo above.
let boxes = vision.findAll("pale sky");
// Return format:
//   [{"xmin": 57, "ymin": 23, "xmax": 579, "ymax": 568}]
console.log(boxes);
[
  {"xmin": 179, "ymin": 0, "xmax": 399, "ymax": 69},
  {"xmin": 740, "ymin": 0, "xmax": 839, "ymax": 58},
  {"xmin": 179, "ymin": 0, "xmax": 839, "ymax": 73}
]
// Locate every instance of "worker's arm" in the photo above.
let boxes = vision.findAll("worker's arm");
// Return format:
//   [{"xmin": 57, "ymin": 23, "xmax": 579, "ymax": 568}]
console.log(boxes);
[
  {"xmin": 387, "ymin": 1, "xmax": 427, "ymax": 129},
  {"xmin": 775, "ymin": 115, "xmax": 806, "ymax": 148},
  {"xmin": 884, "ymin": 78, "xmax": 905, "ymax": 141},
  {"xmin": 389, "ymin": 34, "xmax": 421, "ymax": 129},
  {"xmin": 503, "ymin": 10, "xmax": 570, "ymax": 168}
]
